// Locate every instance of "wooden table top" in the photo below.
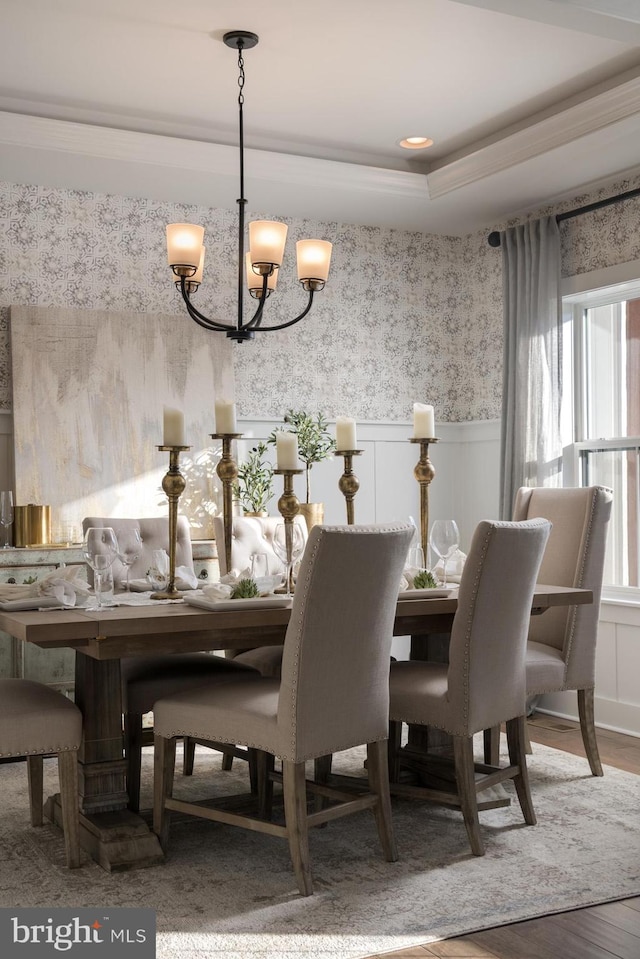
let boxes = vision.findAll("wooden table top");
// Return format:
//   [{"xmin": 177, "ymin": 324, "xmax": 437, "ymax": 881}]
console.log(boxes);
[{"xmin": 0, "ymin": 583, "xmax": 593, "ymax": 660}]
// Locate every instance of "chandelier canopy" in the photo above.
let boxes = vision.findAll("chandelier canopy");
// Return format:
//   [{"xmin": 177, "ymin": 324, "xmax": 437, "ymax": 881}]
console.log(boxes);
[{"xmin": 166, "ymin": 31, "xmax": 332, "ymax": 343}]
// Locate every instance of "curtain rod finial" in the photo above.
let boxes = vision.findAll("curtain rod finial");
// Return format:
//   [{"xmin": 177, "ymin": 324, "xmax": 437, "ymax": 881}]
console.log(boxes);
[{"xmin": 488, "ymin": 231, "xmax": 501, "ymax": 248}]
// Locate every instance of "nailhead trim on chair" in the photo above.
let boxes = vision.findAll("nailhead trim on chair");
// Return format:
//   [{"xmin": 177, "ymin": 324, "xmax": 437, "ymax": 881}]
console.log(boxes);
[
  {"xmin": 459, "ymin": 523, "xmax": 493, "ymax": 729},
  {"xmin": 0, "ymin": 745, "xmax": 80, "ymax": 758}
]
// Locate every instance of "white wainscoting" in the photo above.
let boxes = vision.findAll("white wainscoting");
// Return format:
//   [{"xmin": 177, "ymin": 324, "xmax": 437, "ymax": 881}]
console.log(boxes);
[{"xmin": 237, "ymin": 417, "xmax": 502, "ymax": 549}]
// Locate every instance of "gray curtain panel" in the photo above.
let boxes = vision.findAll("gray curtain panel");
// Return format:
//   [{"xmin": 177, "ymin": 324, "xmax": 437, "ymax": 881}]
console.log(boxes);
[{"xmin": 499, "ymin": 216, "xmax": 563, "ymax": 519}]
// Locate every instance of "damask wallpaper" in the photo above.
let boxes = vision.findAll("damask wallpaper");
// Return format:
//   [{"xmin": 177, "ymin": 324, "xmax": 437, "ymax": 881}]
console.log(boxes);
[{"xmin": 1, "ymin": 171, "xmax": 640, "ymax": 423}]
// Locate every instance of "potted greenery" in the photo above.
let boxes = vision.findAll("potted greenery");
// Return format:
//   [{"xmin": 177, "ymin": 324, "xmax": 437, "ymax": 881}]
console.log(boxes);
[
  {"xmin": 269, "ymin": 409, "xmax": 335, "ymax": 530},
  {"xmin": 233, "ymin": 442, "xmax": 274, "ymax": 515}
]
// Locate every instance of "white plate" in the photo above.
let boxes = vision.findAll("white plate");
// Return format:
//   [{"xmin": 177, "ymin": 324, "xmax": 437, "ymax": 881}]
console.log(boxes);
[
  {"xmin": 184, "ymin": 594, "xmax": 292, "ymax": 612},
  {"xmin": 0, "ymin": 597, "xmax": 68, "ymax": 611},
  {"xmin": 398, "ymin": 588, "xmax": 454, "ymax": 600}
]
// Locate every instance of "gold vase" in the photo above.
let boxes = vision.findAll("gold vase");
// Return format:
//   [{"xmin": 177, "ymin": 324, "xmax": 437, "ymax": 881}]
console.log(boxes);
[{"xmin": 298, "ymin": 502, "xmax": 324, "ymax": 533}]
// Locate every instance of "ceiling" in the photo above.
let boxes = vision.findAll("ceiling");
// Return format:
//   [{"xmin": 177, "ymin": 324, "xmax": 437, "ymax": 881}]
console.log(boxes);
[{"xmin": 2, "ymin": 0, "xmax": 640, "ymax": 235}]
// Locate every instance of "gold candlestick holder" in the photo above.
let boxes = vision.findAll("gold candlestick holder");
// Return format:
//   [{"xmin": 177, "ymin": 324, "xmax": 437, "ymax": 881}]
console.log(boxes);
[
  {"xmin": 410, "ymin": 437, "xmax": 438, "ymax": 562},
  {"xmin": 274, "ymin": 468, "xmax": 303, "ymax": 593},
  {"xmin": 153, "ymin": 445, "xmax": 191, "ymax": 600},
  {"xmin": 211, "ymin": 432, "xmax": 243, "ymax": 575},
  {"xmin": 336, "ymin": 450, "xmax": 363, "ymax": 524}
]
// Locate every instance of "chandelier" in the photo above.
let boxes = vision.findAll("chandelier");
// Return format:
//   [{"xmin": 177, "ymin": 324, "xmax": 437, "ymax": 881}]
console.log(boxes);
[{"xmin": 166, "ymin": 31, "xmax": 333, "ymax": 343}]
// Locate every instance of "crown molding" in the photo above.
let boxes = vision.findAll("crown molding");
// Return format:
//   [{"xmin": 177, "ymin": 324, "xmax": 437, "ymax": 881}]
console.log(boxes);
[
  {"xmin": 0, "ymin": 112, "xmax": 427, "ymax": 203},
  {"xmin": 427, "ymin": 72, "xmax": 640, "ymax": 198}
]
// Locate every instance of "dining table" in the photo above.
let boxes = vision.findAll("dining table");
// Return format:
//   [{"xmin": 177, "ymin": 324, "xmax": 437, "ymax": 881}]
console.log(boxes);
[{"xmin": 0, "ymin": 583, "xmax": 592, "ymax": 871}]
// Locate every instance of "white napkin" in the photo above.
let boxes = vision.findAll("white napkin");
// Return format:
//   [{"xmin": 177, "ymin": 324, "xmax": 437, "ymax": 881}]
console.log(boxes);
[
  {"xmin": 399, "ymin": 565, "xmax": 423, "ymax": 591},
  {"xmin": 175, "ymin": 566, "xmax": 198, "ymax": 590},
  {"xmin": 0, "ymin": 567, "xmax": 91, "ymax": 608},
  {"xmin": 431, "ymin": 548, "xmax": 467, "ymax": 584},
  {"xmin": 202, "ymin": 568, "xmax": 282, "ymax": 602}
]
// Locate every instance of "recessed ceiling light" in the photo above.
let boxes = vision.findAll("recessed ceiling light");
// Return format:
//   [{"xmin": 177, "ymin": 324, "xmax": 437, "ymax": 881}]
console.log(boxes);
[{"xmin": 399, "ymin": 136, "xmax": 434, "ymax": 150}]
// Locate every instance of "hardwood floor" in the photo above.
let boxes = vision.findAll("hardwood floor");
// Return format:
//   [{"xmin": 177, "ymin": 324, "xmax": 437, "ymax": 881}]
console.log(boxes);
[{"xmin": 367, "ymin": 713, "xmax": 640, "ymax": 959}]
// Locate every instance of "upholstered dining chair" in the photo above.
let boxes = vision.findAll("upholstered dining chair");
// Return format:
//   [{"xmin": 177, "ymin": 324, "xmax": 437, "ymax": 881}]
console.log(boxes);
[
  {"xmin": 213, "ymin": 514, "xmax": 308, "ymax": 679},
  {"xmin": 484, "ymin": 485, "xmax": 612, "ymax": 775},
  {"xmin": 388, "ymin": 518, "xmax": 551, "ymax": 857},
  {"xmin": 152, "ymin": 522, "xmax": 413, "ymax": 896},
  {"xmin": 0, "ymin": 679, "xmax": 82, "ymax": 868},
  {"xmin": 82, "ymin": 516, "xmax": 261, "ymax": 812}
]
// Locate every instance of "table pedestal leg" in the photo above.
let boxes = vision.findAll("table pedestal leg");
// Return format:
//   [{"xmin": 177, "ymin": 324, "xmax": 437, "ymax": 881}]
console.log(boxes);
[{"xmin": 44, "ymin": 654, "xmax": 163, "ymax": 871}]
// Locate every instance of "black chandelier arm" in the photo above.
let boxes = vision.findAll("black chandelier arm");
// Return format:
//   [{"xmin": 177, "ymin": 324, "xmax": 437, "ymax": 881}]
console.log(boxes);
[
  {"xmin": 179, "ymin": 278, "xmax": 235, "ymax": 334},
  {"xmin": 243, "ymin": 274, "xmax": 270, "ymax": 329},
  {"xmin": 251, "ymin": 289, "xmax": 315, "ymax": 332}
]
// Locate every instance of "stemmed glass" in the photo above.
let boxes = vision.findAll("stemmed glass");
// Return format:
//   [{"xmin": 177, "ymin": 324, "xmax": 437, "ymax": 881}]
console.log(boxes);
[
  {"xmin": 272, "ymin": 523, "xmax": 305, "ymax": 598},
  {"xmin": 118, "ymin": 529, "xmax": 143, "ymax": 591},
  {"xmin": 0, "ymin": 491, "xmax": 14, "ymax": 548},
  {"xmin": 83, "ymin": 527, "xmax": 119, "ymax": 608},
  {"xmin": 429, "ymin": 519, "xmax": 460, "ymax": 587}
]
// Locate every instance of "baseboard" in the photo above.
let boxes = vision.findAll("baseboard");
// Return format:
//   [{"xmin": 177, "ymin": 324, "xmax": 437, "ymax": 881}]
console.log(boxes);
[{"xmin": 537, "ymin": 692, "xmax": 640, "ymax": 738}]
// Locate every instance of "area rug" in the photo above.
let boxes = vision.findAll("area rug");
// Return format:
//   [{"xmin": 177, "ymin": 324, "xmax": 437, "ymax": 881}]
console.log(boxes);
[{"xmin": 0, "ymin": 740, "xmax": 638, "ymax": 959}]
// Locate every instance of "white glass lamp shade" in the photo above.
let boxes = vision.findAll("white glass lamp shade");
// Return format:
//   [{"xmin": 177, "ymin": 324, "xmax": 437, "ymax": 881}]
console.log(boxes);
[
  {"xmin": 297, "ymin": 239, "xmax": 332, "ymax": 287},
  {"xmin": 249, "ymin": 221, "xmax": 288, "ymax": 270},
  {"xmin": 166, "ymin": 223, "xmax": 205, "ymax": 274},
  {"xmin": 191, "ymin": 246, "xmax": 205, "ymax": 285},
  {"xmin": 246, "ymin": 253, "xmax": 278, "ymax": 295}
]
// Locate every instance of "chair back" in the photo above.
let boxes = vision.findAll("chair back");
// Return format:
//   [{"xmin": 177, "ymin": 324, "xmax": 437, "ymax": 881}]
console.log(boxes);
[
  {"xmin": 213, "ymin": 515, "xmax": 308, "ymax": 576},
  {"xmin": 447, "ymin": 518, "xmax": 551, "ymax": 735},
  {"xmin": 512, "ymin": 486, "xmax": 612, "ymax": 687},
  {"xmin": 277, "ymin": 523, "xmax": 413, "ymax": 762},
  {"xmin": 82, "ymin": 516, "xmax": 193, "ymax": 586}
]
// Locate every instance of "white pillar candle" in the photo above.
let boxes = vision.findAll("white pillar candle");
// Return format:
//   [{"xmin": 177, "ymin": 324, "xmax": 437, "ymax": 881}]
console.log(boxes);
[
  {"xmin": 163, "ymin": 407, "xmax": 185, "ymax": 446},
  {"xmin": 413, "ymin": 403, "xmax": 435, "ymax": 439},
  {"xmin": 276, "ymin": 432, "xmax": 299, "ymax": 470},
  {"xmin": 215, "ymin": 400, "xmax": 237, "ymax": 434},
  {"xmin": 335, "ymin": 416, "xmax": 357, "ymax": 452}
]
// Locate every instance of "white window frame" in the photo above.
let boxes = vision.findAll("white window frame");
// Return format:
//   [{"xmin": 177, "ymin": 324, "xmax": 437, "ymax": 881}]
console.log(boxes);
[{"xmin": 562, "ymin": 259, "xmax": 640, "ymax": 603}]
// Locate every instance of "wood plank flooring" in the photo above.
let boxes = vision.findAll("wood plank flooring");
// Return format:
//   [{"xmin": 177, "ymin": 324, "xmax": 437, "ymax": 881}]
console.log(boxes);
[{"xmin": 366, "ymin": 712, "xmax": 640, "ymax": 959}]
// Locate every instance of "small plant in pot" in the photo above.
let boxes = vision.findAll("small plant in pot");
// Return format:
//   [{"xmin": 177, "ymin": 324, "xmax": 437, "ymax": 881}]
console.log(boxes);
[
  {"xmin": 268, "ymin": 409, "xmax": 335, "ymax": 530},
  {"xmin": 233, "ymin": 442, "xmax": 274, "ymax": 515}
]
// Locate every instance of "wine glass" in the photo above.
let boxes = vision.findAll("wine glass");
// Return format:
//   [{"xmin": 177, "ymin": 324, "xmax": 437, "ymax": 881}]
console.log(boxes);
[
  {"xmin": 407, "ymin": 545, "xmax": 425, "ymax": 571},
  {"xmin": 0, "ymin": 491, "xmax": 14, "ymax": 548},
  {"xmin": 272, "ymin": 523, "xmax": 305, "ymax": 598},
  {"xmin": 83, "ymin": 527, "xmax": 119, "ymax": 607},
  {"xmin": 118, "ymin": 529, "xmax": 143, "ymax": 591},
  {"xmin": 429, "ymin": 519, "xmax": 459, "ymax": 587}
]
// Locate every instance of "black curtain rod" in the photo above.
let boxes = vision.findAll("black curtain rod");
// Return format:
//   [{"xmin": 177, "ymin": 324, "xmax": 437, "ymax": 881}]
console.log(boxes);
[{"xmin": 487, "ymin": 186, "xmax": 640, "ymax": 247}]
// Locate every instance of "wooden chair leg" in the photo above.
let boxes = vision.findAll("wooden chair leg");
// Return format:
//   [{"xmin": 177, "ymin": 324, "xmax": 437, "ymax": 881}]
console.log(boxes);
[
  {"xmin": 26, "ymin": 755, "xmax": 44, "ymax": 827},
  {"xmin": 366, "ymin": 739, "xmax": 398, "ymax": 862},
  {"xmin": 452, "ymin": 735, "xmax": 484, "ymax": 856},
  {"xmin": 183, "ymin": 736, "xmax": 196, "ymax": 775},
  {"xmin": 578, "ymin": 687, "xmax": 603, "ymax": 776},
  {"xmin": 221, "ymin": 752, "xmax": 234, "ymax": 771},
  {"xmin": 506, "ymin": 716, "xmax": 536, "ymax": 826},
  {"xmin": 483, "ymin": 725, "xmax": 500, "ymax": 766},
  {"xmin": 387, "ymin": 720, "xmax": 403, "ymax": 783},
  {"xmin": 523, "ymin": 720, "xmax": 533, "ymax": 755},
  {"xmin": 256, "ymin": 750, "xmax": 275, "ymax": 820},
  {"xmin": 123, "ymin": 711, "xmax": 144, "ymax": 813},
  {"xmin": 313, "ymin": 754, "xmax": 332, "ymax": 818},
  {"xmin": 282, "ymin": 760, "xmax": 313, "ymax": 896},
  {"xmin": 153, "ymin": 734, "xmax": 176, "ymax": 852},
  {"xmin": 57, "ymin": 750, "xmax": 81, "ymax": 868}
]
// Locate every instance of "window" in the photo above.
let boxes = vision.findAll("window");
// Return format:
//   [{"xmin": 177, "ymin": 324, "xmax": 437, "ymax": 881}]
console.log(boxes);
[{"xmin": 562, "ymin": 265, "xmax": 640, "ymax": 592}]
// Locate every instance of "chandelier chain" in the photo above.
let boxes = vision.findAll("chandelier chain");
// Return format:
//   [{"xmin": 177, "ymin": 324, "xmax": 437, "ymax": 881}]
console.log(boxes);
[{"xmin": 237, "ymin": 46, "xmax": 246, "ymax": 107}]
